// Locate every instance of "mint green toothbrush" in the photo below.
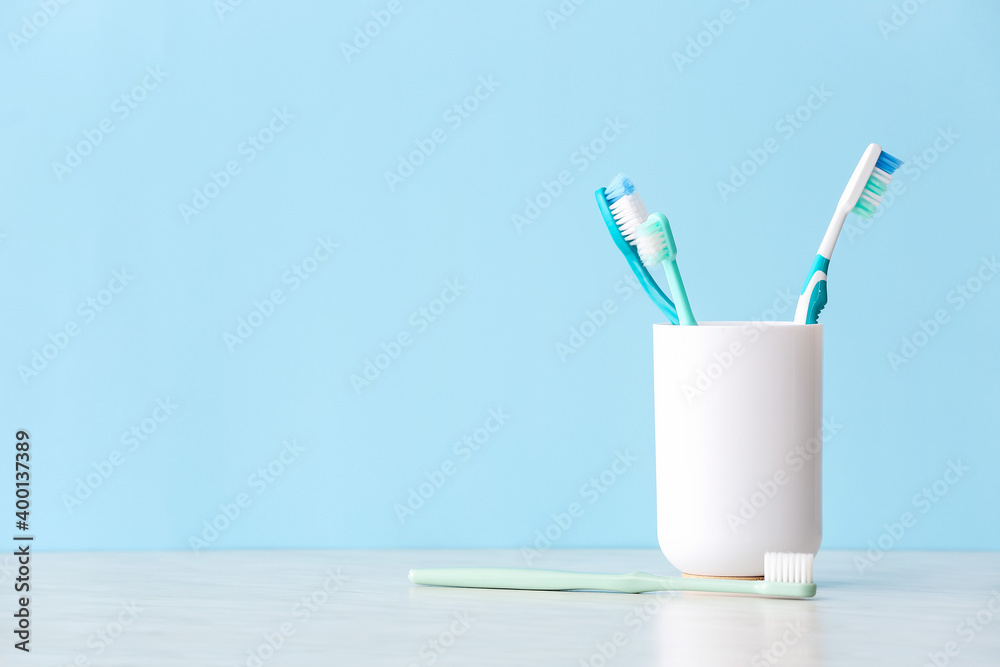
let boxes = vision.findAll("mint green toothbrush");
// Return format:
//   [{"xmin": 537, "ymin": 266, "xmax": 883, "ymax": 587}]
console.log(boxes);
[
  {"xmin": 410, "ymin": 552, "xmax": 815, "ymax": 598},
  {"xmin": 635, "ymin": 213, "xmax": 697, "ymax": 325}
]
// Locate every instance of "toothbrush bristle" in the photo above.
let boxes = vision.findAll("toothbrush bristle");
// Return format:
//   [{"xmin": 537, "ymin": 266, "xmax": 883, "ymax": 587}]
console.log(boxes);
[
  {"xmin": 763, "ymin": 552, "xmax": 814, "ymax": 584},
  {"xmin": 864, "ymin": 175, "xmax": 888, "ymax": 196},
  {"xmin": 605, "ymin": 174, "xmax": 648, "ymax": 244},
  {"xmin": 610, "ymin": 194, "xmax": 648, "ymax": 243},
  {"xmin": 604, "ymin": 172, "xmax": 636, "ymax": 204},
  {"xmin": 635, "ymin": 216, "xmax": 670, "ymax": 267},
  {"xmin": 874, "ymin": 150, "xmax": 902, "ymax": 175},
  {"xmin": 851, "ymin": 149, "xmax": 902, "ymax": 219}
]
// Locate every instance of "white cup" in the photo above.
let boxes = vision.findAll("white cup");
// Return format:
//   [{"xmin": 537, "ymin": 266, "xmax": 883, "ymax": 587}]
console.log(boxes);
[{"xmin": 653, "ymin": 322, "xmax": 823, "ymax": 577}]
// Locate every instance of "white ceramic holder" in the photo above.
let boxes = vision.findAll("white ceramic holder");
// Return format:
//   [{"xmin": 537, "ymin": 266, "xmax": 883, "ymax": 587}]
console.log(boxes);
[{"xmin": 653, "ymin": 322, "xmax": 823, "ymax": 578}]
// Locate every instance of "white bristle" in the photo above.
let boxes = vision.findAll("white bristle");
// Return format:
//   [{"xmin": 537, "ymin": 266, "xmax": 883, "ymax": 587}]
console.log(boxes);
[
  {"xmin": 763, "ymin": 552, "xmax": 814, "ymax": 584},
  {"xmin": 860, "ymin": 190, "xmax": 881, "ymax": 204},
  {"xmin": 635, "ymin": 230, "xmax": 666, "ymax": 266},
  {"xmin": 609, "ymin": 193, "xmax": 648, "ymax": 243},
  {"xmin": 872, "ymin": 166, "xmax": 892, "ymax": 182}
]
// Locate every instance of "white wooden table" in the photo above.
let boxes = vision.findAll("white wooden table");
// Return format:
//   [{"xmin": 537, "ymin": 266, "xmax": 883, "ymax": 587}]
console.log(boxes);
[{"xmin": 4, "ymin": 550, "xmax": 999, "ymax": 665}]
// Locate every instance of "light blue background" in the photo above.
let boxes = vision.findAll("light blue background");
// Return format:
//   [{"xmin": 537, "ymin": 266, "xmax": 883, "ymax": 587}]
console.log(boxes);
[{"xmin": 2, "ymin": 0, "xmax": 997, "ymax": 552}]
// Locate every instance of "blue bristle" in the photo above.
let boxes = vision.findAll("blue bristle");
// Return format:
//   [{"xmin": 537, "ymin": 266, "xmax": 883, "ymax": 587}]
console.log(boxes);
[
  {"xmin": 604, "ymin": 173, "xmax": 635, "ymax": 203},
  {"xmin": 875, "ymin": 151, "xmax": 902, "ymax": 174}
]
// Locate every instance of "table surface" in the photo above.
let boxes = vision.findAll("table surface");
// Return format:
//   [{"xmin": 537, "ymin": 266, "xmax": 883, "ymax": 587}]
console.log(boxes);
[{"xmin": 3, "ymin": 549, "xmax": 999, "ymax": 665}]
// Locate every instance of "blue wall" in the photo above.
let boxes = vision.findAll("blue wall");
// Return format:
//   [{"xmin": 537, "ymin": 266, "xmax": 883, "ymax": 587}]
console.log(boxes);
[{"xmin": 2, "ymin": 0, "xmax": 997, "ymax": 552}]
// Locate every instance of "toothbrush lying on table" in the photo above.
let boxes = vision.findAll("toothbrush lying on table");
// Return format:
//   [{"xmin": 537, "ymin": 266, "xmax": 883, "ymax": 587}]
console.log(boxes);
[
  {"xmin": 595, "ymin": 174, "xmax": 679, "ymax": 324},
  {"xmin": 410, "ymin": 552, "xmax": 815, "ymax": 598},
  {"xmin": 794, "ymin": 143, "xmax": 902, "ymax": 324}
]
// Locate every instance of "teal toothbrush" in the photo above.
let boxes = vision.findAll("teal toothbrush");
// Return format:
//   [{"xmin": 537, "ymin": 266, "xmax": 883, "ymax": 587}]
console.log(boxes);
[
  {"xmin": 410, "ymin": 552, "xmax": 815, "ymax": 598},
  {"xmin": 635, "ymin": 213, "xmax": 697, "ymax": 325},
  {"xmin": 595, "ymin": 174, "xmax": 679, "ymax": 324}
]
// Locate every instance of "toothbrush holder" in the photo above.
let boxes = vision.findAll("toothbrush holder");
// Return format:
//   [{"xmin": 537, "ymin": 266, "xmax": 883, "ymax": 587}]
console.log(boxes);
[{"xmin": 653, "ymin": 322, "xmax": 823, "ymax": 578}]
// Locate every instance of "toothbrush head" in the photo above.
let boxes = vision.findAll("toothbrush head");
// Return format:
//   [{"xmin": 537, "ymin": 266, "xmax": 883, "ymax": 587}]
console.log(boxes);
[
  {"xmin": 634, "ymin": 212, "xmax": 678, "ymax": 267},
  {"xmin": 844, "ymin": 144, "xmax": 903, "ymax": 219},
  {"xmin": 594, "ymin": 176, "xmax": 681, "ymax": 324},
  {"xmin": 758, "ymin": 552, "xmax": 816, "ymax": 597},
  {"xmin": 604, "ymin": 173, "xmax": 649, "ymax": 244}
]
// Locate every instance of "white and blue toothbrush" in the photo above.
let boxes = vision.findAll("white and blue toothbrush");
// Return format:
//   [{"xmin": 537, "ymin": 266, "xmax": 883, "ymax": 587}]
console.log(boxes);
[{"xmin": 794, "ymin": 143, "xmax": 902, "ymax": 324}]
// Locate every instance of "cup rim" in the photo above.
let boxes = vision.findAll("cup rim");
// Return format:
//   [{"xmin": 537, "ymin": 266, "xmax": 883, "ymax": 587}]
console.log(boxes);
[{"xmin": 653, "ymin": 321, "xmax": 822, "ymax": 329}]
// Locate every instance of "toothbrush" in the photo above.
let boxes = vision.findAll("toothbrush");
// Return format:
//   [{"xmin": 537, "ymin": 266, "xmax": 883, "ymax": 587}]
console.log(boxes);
[
  {"xmin": 635, "ymin": 213, "xmax": 697, "ymax": 325},
  {"xmin": 794, "ymin": 143, "xmax": 902, "ymax": 324},
  {"xmin": 410, "ymin": 552, "xmax": 815, "ymax": 598},
  {"xmin": 595, "ymin": 174, "xmax": 679, "ymax": 324}
]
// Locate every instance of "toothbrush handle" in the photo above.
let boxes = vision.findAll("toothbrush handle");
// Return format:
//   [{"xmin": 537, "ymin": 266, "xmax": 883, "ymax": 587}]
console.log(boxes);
[
  {"xmin": 628, "ymin": 254, "xmax": 680, "ymax": 324},
  {"xmin": 794, "ymin": 254, "xmax": 831, "ymax": 324},
  {"xmin": 410, "ymin": 568, "xmax": 641, "ymax": 593},
  {"xmin": 662, "ymin": 259, "xmax": 697, "ymax": 325}
]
